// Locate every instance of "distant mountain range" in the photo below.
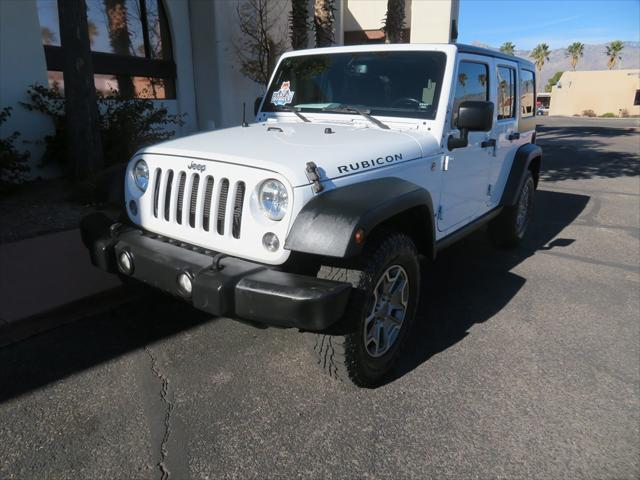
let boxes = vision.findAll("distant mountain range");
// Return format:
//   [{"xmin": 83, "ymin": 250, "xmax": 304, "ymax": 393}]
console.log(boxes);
[{"xmin": 472, "ymin": 41, "xmax": 640, "ymax": 91}]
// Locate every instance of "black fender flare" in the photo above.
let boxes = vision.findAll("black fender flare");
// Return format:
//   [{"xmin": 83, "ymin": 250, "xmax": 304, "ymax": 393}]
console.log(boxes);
[
  {"xmin": 284, "ymin": 177, "xmax": 435, "ymax": 258},
  {"xmin": 500, "ymin": 143, "xmax": 542, "ymax": 207}
]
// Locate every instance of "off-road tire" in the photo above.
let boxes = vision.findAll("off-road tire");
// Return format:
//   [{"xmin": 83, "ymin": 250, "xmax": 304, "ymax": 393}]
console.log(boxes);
[
  {"xmin": 306, "ymin": 231, "xmax": 420, "ymax": 388},
  {"xmin": 489, "ymin": 171, "xmax": 535, "ymax": 248}
]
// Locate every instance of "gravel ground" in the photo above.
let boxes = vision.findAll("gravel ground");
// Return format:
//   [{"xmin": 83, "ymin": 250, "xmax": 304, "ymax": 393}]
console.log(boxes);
[{"xmin": 0, "ymin": 179, "xmax": 113, "ymax": 244}]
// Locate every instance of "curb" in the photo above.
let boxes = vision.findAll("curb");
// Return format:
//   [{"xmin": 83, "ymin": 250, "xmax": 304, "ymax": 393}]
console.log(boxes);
[{"xmin": 0, "ymin": 286, "xmax": 136, "ymax": 347}]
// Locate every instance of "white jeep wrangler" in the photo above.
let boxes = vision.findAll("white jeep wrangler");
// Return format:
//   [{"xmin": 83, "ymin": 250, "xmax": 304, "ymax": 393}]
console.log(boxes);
[{"xmin": 81, "ymin": 43, "xmax": 541, "ymax": 387}]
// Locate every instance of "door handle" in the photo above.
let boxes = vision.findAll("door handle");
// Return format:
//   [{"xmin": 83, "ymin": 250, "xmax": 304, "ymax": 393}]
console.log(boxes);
[
  {"xmin": 508, "ymin": 132, "xmax": 520, "ymax": 141},
  {"xmin": 481, "ymin": 139, "xmax": 496, "ymax": 148}
]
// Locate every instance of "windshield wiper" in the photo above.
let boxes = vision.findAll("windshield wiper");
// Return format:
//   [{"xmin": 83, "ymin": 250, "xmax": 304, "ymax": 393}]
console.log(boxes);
[
  {"xmin": 321, "ymin": 104, "xmax": 390, "ymax": 130},
  {"xmin": 274, "ymin": 105, "xmax": 310, "ymax": 123}
]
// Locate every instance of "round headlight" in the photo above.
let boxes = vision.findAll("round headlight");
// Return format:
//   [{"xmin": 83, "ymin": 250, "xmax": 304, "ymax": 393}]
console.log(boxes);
[
  {"xmin": 259, "ymin": 179, "xmax": 288, "ymax": 221},
  {"xmin": 133, "ymin": 160, "xmax": 149, "ymax": 192}
]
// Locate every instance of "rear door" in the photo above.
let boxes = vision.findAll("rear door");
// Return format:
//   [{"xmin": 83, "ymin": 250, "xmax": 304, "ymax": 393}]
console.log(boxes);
[
  {"xmin": 438, "ymin": 55, "xmax": 495, "ymax": 232},
  {"xmin": 487, "ymin": 61, "xmax": 522, "ymax": 206}
]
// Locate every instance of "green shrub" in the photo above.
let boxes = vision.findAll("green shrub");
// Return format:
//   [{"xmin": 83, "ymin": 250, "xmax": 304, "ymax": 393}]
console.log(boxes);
[
  {"xmin": 21, "ymin": 83, "xmax": 185, "ymax": 173},
  {"xmin": 581, "ymin": 109, "xmax": 597, "ymax": 117},
  {"xmin": 599, "ymin": 112, "xmax": 616, "ymax": 118},
  {"xmin": 0, "ymin": 107, "xmax": 30, "ymax": 191}
]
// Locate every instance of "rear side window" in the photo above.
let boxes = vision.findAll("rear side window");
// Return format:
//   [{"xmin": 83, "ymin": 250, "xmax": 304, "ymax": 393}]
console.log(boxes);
[
  {"xmin": 520, "ymin": 69, "xmax": 536, "ymax": 117},
  {"xmin": 497, "ymin": 66, "xmax": 516, "ymax": 120},
  {"xmin": 452, "ymin": 61, "xmax": 489, "ymax": 127}
]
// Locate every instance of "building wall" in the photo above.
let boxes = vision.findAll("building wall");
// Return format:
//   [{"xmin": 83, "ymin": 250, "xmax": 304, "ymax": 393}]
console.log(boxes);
[
  {"xmin": 549, "ymin": 70, "xmax": 640, "ymax": 116},
  {"xmin": 409, "ymin": 0, "xmax": 458, "ymax": 43},
  {"xmin": 343, "ymin": 0, "xmax": 456, "ymax": 43},
  {"xmin": 201, "ymin": 0, "xmax": 292, "ymax": 130},
  {"xmin": 344, "ymin": 0, "xmax": 412, "ymax": 31},
  {"xmin": 0, "ymin": 0, "xmax": 198, "ymax": 178},
  {"xmin": 0, "ymin": 0, "xmax": 55, "ymax": 179},
  {"xmin": 2, "ymin": 0, "xmax": 459, "ymax": 178},
  {"xmin": 163, "ymin": 0, "xmax": 198, "ymax": 135}
]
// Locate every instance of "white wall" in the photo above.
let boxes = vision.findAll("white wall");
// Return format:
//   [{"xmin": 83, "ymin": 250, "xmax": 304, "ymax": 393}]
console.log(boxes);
[
  {"xmin": 205, "ymin": 0, "xmax": 292, "ymax": 129},
  {"xmin": 164, "ymin": 0, "xmax": 199, "ymax": 136},
  {"xmin": 0, "ymin": 0, "xmax": 55, "ymax": 179},
  {"xmin": 344, "ymin": 0, "xmax": 412, "ymax": 32},
  {"xmin": 409, "ymin": 0, "xmax": 457, "ymax": 43}
]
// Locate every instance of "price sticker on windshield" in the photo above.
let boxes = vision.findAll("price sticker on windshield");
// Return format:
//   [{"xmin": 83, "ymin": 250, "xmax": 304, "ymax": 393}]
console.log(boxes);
[{"xmin": 271, "ymin": 81, "xmax": 295, "ymax": 106}]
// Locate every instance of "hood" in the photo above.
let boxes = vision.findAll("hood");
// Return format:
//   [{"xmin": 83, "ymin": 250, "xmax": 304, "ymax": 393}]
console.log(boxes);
[{"xmin": 142, "ymin": 121, "xmax": 438, "ymax": 187}]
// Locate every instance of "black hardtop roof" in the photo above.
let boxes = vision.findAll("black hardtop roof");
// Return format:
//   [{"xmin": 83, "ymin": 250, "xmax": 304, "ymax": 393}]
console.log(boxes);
[{"xmin": 456, "ymin": 43, "xmax": 536, "ymax": 70}]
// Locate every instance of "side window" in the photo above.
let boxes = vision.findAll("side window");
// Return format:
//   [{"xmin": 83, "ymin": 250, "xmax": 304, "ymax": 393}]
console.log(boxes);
[
  {"xmin": 452, "ymin": 61, "xmax": 489, "ymax": 127},
  {"xmin": 497, "ymin": 66, "xmax": 516, "ymax": 120},
  {"xmin": 520, "ymin": 69, "xmax": 536, "ymax": 117}
]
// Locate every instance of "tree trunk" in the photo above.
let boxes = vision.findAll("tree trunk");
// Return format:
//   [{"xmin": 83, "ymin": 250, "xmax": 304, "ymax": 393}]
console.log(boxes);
[
  {"xmin": 290, "ymin": 0, "xmax": 309, "ymax": 50},
  {"xmin": 384, "ymin": 0, "xmax": 405, "ymax": 44},
  {"xmin": 314, "ymin": 0, "xmax": 334, "ymax": 47},
  {"xmin": 103, "ymin": 0, "xmax": 135, "ymax": 98},
  {"xmin": 58, "ymin": 0, "xmax": 104, "ymax": 181}
]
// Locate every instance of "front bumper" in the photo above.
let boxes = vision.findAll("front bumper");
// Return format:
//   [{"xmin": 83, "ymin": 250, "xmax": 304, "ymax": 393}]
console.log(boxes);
[{"xmin": 80, "ymin": 213, "xmax": 351, "ymax": 330}]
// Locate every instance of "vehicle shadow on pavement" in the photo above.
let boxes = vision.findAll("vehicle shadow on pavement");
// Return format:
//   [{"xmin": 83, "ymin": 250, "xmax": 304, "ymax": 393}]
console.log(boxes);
[
  {"xmin": 0, "ymin": 190, "xmax": 590, "ymax": 398},
  {"xmin": 536, "ymin": 126, "xmax": 639, "ymax": 182},
  {"xmin": 389, "ymin": 188, "xmax": 590, "ymax": 386},
  {"xmin": 0, "ymin": 296, "xmax": 211, "ymax": 403}
]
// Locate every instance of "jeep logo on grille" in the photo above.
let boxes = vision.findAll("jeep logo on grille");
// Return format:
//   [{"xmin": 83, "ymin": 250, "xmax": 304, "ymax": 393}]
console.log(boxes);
[{"xmin": 187, "ymin": 162, "xmax": 206, "ymax": 172}]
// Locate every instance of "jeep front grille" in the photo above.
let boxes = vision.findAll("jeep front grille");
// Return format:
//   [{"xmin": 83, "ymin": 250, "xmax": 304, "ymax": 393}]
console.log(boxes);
[{"xmin": 151, "ymin": 168, "xmax": 246, "ymax": 238}]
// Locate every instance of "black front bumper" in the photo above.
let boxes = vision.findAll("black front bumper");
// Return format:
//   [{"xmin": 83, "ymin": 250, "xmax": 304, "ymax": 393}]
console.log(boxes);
[{"xmin": 80, "ymin": 213, "xmax": 351, "ymax": 331}]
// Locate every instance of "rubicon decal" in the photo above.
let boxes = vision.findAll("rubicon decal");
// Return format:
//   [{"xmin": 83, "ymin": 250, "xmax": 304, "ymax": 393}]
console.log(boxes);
[{"xmin": 337, "ymin": 153, "xmax": 404, "ymax": 174}]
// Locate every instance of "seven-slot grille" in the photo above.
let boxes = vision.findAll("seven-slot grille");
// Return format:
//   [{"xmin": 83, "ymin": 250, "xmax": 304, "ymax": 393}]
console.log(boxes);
[{"xmin": 152, "ymin": 168, "xmax": 246, "ymax": 239}]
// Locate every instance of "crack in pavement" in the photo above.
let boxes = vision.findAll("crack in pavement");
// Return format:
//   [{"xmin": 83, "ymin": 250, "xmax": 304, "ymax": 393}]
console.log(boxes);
[{"xmin": 145, "ymin": 346, "xmax": 174, "ymax": 480}]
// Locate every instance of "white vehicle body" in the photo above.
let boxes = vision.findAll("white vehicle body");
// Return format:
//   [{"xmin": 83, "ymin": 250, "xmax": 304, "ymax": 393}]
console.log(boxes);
[
  {"xmin": 124, "ymin": 43, "xmax": 538, "ymax": 265},
  {"xmin": 86, "ymin": 43, "xmax": 541, "ymax": 386}
]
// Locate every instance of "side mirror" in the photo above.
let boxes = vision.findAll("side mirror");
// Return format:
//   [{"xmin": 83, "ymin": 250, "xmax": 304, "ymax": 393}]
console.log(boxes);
[
  {"xmin": 254, "ymin": 96, "xmax": 263, "ymax": 116},
  {"xmin": 448, "ymin": 101, "xmax": 494, "ymax": 150}
]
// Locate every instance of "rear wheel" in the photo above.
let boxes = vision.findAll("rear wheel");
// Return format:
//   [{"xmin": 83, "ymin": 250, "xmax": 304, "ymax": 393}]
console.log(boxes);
[
  {"xmin": 306, "ymin": 231, "xmax": 420, "ymax": 387},
  {"xmin": 489, "ymin": 171, "xmax": 535, "ymax": 247}
]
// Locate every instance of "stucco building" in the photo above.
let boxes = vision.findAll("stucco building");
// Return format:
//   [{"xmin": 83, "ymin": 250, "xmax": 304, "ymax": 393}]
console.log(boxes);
[
  {"xmin": 549, "ymin": 69, "xmax": 640, "ymax": 117},
  {"xmin": 0, "ymin": 0, "xmax": 459, "ymax": 178}
]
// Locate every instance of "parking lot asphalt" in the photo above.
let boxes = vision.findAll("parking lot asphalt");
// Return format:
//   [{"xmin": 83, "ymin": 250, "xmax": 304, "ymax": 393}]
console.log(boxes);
[{"xmin": 1, "ymin": 118, "xmax": 638, "ymax": 479}]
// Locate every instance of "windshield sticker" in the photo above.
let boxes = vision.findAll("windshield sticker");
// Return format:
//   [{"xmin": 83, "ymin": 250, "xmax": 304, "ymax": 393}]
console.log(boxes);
[{"xmin": 271, "ymin": 81, "xmax": 295, "ymax": 106}]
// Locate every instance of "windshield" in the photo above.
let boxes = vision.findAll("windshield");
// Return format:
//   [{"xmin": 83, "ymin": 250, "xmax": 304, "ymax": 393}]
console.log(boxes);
[{"xmin": 262, "ymin": 51, "xmax": 447, "ymax": 120}]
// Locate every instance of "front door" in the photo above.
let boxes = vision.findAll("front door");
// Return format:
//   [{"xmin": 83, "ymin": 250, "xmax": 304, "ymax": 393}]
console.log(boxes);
[{"xmin": 437, "ymin": 57, "xmax": 495, "ymax": 232}]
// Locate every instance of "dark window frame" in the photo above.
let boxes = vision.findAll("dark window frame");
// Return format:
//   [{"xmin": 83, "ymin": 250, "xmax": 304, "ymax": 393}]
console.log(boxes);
[
  {"xmin": 519, "ymin": 69, "xmax": 536, "ymax": 118},
  {"xmin": 451, "ymin": 60, "xmax": 490, "ymax": 128},
  {"xmin": 41, "ymin": 0, "xmax": 176, "ymax": 99},
  {"xmin": 496, "ymin": 65, "xmax": 517, "ymax": 121}
]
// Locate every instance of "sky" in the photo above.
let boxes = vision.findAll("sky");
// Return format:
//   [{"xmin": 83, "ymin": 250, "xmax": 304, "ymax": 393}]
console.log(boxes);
[{"xmin": 457, "ymin": 0, "xmax": 640, "ymax": 51}]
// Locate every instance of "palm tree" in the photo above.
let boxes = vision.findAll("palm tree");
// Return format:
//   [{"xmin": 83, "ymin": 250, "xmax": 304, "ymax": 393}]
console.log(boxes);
[
  {"xmin": 41, "ymin": 26, "xmax": 57, "ymax": 45},
  {"xmin": 104, "ymin": 0, "xmax": 135, "ymax": 97},
  {"xmin": 606, "ymin": 40, "xmax": 624, "ymax": 69},
  {"xmin": 314, "ymin": 0, "xmax": 335, "ymax": 47},
  {"xmin": 87, "ymin": 20, "xmax": 99, "ymax": 48},
  {"xmin": 565, "ymin": 42, "xmax": 584, "ymax": 70},
  {"xmin": 530, "ymin": 43, "xmax": 551, "ymax": 75},
  {"xmin": 290, "ymin": 0, "xmax": 309, "ymax": 50},
  {"xmin": 384, "ymin": 0, "xmax": 406, "ymax": 44},
  {"xmin": 500, "ymin": 42, "xmax": 516, "ymax": 56}
]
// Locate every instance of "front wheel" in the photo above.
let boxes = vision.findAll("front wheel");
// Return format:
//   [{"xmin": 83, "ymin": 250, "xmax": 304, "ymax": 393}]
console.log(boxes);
[{"xmin": 306, "ymin": 232, "xmax": 420, "ymax": 388}]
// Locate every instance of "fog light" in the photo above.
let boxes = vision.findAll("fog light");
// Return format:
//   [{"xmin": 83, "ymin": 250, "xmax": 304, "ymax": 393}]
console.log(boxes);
[
  {"xmin": 129, "ymin": 200, "xmax": 138, "ymax": 216},
  {"xmin": 177, "ymin": 271, "xmax": 193, "ymax": 297},
  {"xmin": 118, "ymin": 250, "xmax": 134, "ymax": 275},
  {"xmin": 262, "ymin": 232, "xmax": 280, "ymax": 252}
]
